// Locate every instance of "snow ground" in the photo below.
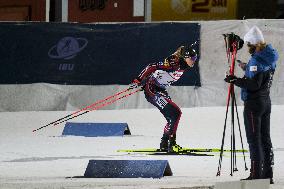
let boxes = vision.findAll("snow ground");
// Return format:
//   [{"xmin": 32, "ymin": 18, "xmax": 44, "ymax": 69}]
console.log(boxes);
[{"xmin": 0, "ymin": 106, "xmax": 283, "ymax": 189}]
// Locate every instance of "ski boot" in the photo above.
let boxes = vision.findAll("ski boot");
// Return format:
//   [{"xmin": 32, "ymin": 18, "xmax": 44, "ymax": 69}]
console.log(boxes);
[
  {"xmin": 168, "ymin": 134, "xmax": 182, "ymax": 153},
  {"xmin": 160, "ymin": 134, "xmax": 169, "ymax": 152},
  {"xmin": 241, "ymin": 161, "xmax": 262, "ymax": 181}
]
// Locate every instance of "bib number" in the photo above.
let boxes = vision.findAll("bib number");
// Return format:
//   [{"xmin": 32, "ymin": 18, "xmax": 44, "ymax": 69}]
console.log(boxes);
[{"xmin": 154, "ymin": 96, "xmax": 168, "ymax": 109}]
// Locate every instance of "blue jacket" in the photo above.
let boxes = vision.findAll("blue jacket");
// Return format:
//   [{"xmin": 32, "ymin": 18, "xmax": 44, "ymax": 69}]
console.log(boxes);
[{"xmin": 236, "ymin": 44, "xmax": 279, "ymax": 101}]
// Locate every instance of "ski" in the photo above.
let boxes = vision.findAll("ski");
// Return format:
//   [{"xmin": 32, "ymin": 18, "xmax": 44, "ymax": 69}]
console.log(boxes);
[
  {"xmin": 147, "ymin": 151, "xmax": 214, "ymax": 156},
  {"xmin": 117, "ymin": 148, "xmax": 248, "ymax": 153}
]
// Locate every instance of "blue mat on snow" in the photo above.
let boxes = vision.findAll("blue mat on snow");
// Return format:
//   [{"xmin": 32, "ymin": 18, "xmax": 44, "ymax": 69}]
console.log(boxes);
[
  {"xmin": 62, "ymin": 122, "xmax": 131, "ymax": 137},
  {"xmin": 84, "ymin": 160, "xmax": 172, "ymax": 178}
]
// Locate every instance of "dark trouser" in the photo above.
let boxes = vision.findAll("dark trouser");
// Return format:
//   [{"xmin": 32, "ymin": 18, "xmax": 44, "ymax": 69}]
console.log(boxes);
[
  {"xmin": 243, "ymin": 96, "xmax": 274, "ymax": 178},
  {"xmin": 144, "ymin": 83, "xmax": 181, "ymax": 138}
]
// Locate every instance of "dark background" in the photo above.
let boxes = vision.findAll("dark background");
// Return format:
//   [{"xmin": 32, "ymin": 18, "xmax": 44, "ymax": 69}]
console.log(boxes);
[{"xmin": 0, "ymin": 22, "xmax": 201, "ymax": 86}]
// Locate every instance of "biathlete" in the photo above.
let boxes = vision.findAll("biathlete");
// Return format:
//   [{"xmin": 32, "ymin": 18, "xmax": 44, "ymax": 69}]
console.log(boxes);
[{"xmin": 130, "ymin": 45, "xmax": 198, "ymax": 152}]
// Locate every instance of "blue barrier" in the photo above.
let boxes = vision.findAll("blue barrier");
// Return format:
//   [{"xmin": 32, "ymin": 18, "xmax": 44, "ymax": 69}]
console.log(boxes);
[
  {"xmin": 84, "ymin": 160, "xmax": 172, "ymax": 178},
  {"xmin": 62, "ymin": 122, "xmax": 131, "ymax": 137}
]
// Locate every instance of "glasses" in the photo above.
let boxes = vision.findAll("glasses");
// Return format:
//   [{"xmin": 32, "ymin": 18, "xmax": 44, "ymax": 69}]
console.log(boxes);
[
  {"xmin": 191, "ymin": 55, "xmax": 197, "ymax": 62},
  {"xmin": 185, "ymin": 55, "xmax": 197, "ymax": 62},
  {"xmin": 184, "ymin": 55, "xmax": 197, "ymax": 62}
]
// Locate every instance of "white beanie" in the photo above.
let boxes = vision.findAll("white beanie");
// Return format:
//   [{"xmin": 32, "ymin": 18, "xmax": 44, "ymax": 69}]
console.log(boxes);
[{"xmin": 244, "ymin": 26, "xmax": 265, "ymax": 45}]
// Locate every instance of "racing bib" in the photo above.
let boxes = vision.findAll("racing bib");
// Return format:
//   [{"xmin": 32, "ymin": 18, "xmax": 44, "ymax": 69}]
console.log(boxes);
[{"xmin": 154, "ymin": 95, "xmax": 168, "ymax": 109}]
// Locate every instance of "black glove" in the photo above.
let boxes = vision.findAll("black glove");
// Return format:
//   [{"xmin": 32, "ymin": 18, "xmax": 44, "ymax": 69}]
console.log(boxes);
[{"xmin": 224, "ymin": 75, "xmax": 238, "ymax": 83}]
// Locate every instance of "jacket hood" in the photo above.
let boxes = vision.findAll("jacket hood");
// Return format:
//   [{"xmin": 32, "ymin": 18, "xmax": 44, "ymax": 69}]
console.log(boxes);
[{"xmin": 253, "ymin": 44, "xmax": 278, "ymax": 69}]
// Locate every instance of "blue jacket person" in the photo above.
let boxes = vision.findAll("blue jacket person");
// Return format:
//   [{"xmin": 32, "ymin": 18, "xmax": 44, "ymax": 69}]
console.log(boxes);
[{"xmin": 224, "ymin": 26, "xmax": 279, "ymax": 183}]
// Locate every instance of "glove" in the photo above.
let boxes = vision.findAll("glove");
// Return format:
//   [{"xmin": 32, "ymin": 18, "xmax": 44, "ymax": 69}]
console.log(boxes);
[
  {"xmin": 224, "ymin": 75, "xmax": 238, "ymax": 83},
  {"xmin": 129, "ymin": 78, "xmax": 141, "ymax": 89}
]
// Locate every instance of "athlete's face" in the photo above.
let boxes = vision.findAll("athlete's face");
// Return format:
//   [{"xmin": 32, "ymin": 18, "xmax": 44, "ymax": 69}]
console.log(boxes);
[{"xmin": 185, "ymin": 57, "xmax": 195, "ymax": 67}]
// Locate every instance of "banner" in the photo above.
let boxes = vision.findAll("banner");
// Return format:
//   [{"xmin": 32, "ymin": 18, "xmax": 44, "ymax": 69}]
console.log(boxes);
[
  {"xmin": 0, "ymin": 22, "xmax": 201, "ymax": 86},
  {"xmin": 152, "ymin": 0, "xmax": 237, "ymax": 21}
]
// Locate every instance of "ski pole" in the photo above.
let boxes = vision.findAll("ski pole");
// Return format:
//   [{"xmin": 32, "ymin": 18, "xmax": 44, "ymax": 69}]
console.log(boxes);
[
  {"xmin": 32, "ymin": 87, "xmax": 138, "ymax": 132},
  {"xmin": 234, "ymin": 93, "xmax": 249, "ymax": 170},
  {"xmin": 217, "ymin": 40, "xmax": 238, "ymax": 176},
  {"xmin": 52, "ymin": 87, "xmax": 142, "ymax": 126}
]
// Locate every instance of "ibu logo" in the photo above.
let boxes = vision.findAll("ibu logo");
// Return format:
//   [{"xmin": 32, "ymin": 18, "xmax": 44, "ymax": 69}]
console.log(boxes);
[
  {"xmin": 48, "ymin": 36, "xmax": 88, "ymax": 60},
  {"xmin": 59, "ymin": 63, "xmax": 75, "ymax": 71},
  {"xmin": 48, "ymin": 36, "xmax": 88, "ymax": 72}
]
